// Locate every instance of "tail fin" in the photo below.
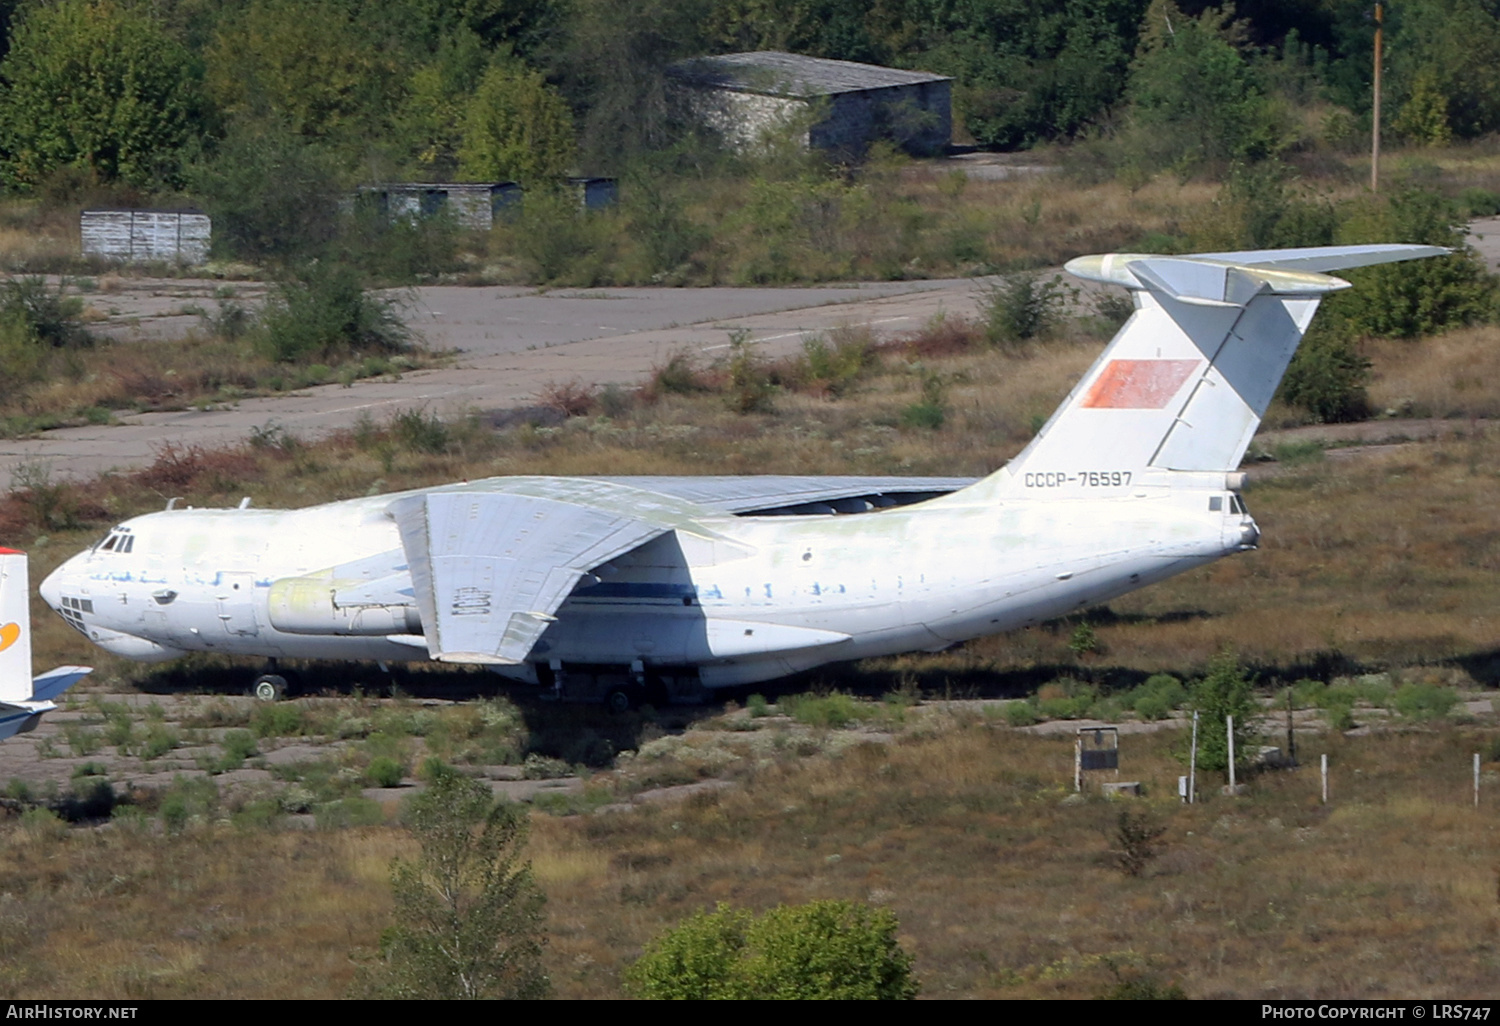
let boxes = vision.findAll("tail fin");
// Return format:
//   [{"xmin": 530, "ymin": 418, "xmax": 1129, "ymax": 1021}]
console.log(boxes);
[
  {"xmin": 0, "ymin": 550, "xmax": 36, "ymax": 705},
  {"xmin": 985, "ymin": 244, "xmax": 1446, "ymax": 494},
  {"xmin": 0, "ymin": 550, "xmax": 89, "ymax": 740}
]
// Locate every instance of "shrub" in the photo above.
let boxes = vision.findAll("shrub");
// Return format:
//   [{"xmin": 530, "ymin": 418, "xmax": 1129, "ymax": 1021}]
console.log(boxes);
[
  {"xmin": 978, "ymin": 273, "xmax": 1072, "ymax": 348},
  {"xmin": 257, "ymin": 263, "xmax": 411, "ymax": 363},
  {"xmin": 1129, "ymin": 674, "xmax": 1187, "ymax": 721},
  {"xmin": 725, "ymin": 332, "xmax": 775, "ymax": 414},
  {"xmin": 359, "ymin": 765, "xmax": 548, "ymax": 999},
  {"xmin": 1186, "ymin": 651, "xmax": 1257, "ymax": 776},
  {"xmin": 780, "ymin": 692, "xmax": 860, "ymax": 729},
  {"xmin": 390, "ymin": 408, "xmax": 449, "ymax": 454},
  {"xmin": 0, "ymin": 277, "xmax": 90, "ymax": 348},
  {"xmin": 1004, "ymin": 701, "xmax": 1040, "ymax": 727},
  {"xmin": 251, "ymin": 704, "xmax": 305, "ymax": 738},
  {"xmin": 1111, "ymin": 808, "xmax": 1166, "ymax": 877},
  {"xmin": 221, "ymin": 729, "xmax": 260, "ymax": 765},
  {"xmin": 1277, "ymin": 321, "xmax": 1370, "ymax": 423},
  {"xmin": 367, "ymin": 756, "xmax": 405, "ymax": 788},
  {"xmin": 626, "ymin": 900, "xmax": 918, "ymax": 1000},
  {"xmin": 1034, "ymin": 677, "xmax": 1098, "ymax": 720},
  {"xmin": 1391, "ymin": 683, "xmax": 1459, "ymax": 721},
  {"xmin": 745, "ymin": 694, "xmax": 770, "ymax": 718},
  {"xmin": 900, "ymin": 370, "xmax": 946, "ymax": 430}
]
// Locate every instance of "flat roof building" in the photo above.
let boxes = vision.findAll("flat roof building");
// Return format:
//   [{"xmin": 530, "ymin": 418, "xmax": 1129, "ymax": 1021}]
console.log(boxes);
[{"xmin": 668, "ymin": 51, "xmax": 951, "ymax": 158}]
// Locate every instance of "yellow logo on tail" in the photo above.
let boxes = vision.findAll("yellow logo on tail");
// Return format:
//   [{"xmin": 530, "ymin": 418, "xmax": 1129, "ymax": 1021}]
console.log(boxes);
[{"xmin": 0, "ymin": 623, "xmax": 18, "ymax": 652}]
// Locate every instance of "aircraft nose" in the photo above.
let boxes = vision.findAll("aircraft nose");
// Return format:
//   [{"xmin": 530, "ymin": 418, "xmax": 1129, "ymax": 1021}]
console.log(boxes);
[{"xmin": 38, "ymin": 560, "xmax": 68, "ymax": 610}]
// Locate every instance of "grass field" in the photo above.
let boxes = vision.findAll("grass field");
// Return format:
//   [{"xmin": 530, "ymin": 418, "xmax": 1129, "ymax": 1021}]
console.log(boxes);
[{"xmin": 2, "ymin": 147, "xmax": 1499, "ymax": 995}]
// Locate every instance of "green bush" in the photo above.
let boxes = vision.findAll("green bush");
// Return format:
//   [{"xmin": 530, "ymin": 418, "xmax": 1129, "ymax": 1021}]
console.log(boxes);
[
  {"xmin": 1129, "ymin": 674, "xmax": 1188, "ymax": 721},
  {"xmin": 626, "ymin": 900, "xmax": 918, "ymax": 1000},
  {"xmin": 315, "ymin": 797, "xmax": 385, "ymax": 829},
  {"xmin": 256, "ymin": 263, "xmax": 411, "ymax": 364},
  {"xmin": 1391, "ymin": 683, "xmax": 1459, "ymax": 721},
  {"xmin": 1330, "ymin": 190, "xmax": 1498, "ymax": 340},
  {"xmin": 251, "ymin": 704, "xmax": 306, "ymax": 738},
  {"xmin": 1034, "ymin": 677, "xmax": 1098, "ymax": 720},
  {"xmin": 1277, "ymin": 320, "xmax": 1370, "ymax": 423},
  {"xmin": 746, "ymin": 694, "xmax": 770, "ymax": 718},
  {"xmin": 780, "ymin": 692, "xmax": 860, "ymax": 729},
  {"xmin": 724, "ymin": 332, "xmax": 775, "ymax": 414},
  {"xmin": 1004, "ymin": 701, "xmax": 1040, "ymax": 727},
  {"xmin": 367, "ymin": 756, "xmax": 405, "ymax": 788},
  {"xmin": 1185, "ymin": 651, "xmax": 1257, "ymax": 776},
  {"xmin": 0, "ymin": 277, "xmax": 90, "ymax": 349},
  {"xmin": 221, "ymin": 729, "xmax": 260, "ymax": 764},
  {"xmin": 979, "ymin": 273, "xmax": 1072, "ymax": 348}
]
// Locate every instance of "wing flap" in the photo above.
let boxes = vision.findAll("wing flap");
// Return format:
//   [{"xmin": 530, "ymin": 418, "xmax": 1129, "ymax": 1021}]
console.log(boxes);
[{"xmin": 389, "ymin": 491, "xmax": 672, "ymax": 664}]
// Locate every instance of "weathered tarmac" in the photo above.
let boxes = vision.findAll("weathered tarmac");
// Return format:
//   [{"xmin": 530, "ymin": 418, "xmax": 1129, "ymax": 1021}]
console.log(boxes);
[{"xmin": 2, "ymin": 277, "xmax": 984, "ymax": 491}]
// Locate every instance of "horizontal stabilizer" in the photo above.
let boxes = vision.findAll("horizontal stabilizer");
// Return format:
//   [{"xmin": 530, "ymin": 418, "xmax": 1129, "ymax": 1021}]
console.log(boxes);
[
  {"xmin": 31, "ymin": 666, "xmax": 91, "ymax": 703},
  {"xmin": 1065, "ymin": 244, "xmax": 1449, "ymax": 303}
]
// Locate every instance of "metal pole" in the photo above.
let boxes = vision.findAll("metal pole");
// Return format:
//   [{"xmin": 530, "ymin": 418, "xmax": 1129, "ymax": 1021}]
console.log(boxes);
[
  {"xmin": 1287, "ymin": 687, "xmax": 1296, "ymax": 766},
  {"xmin": 1371, "ymin": 3, "xmax": 1383, "ymax": 193},
  {"xmin": 1227, "ymin": 714, "xmax": 1236, "ymax": 791},
  {"xmin": 1074, "ymin": 733, "xmax": 1082, "ymax": 793},
  {"xmin": 1476, "ymin": 753, "xmax": 1482, "ymax": 809},
  {"xmin": 1189, "ymin": 711, "xmax": 1199, "ymax": 804},
  {"xmin": 1322, "ymin": 753, "xmax": 1329, "ymax": 804}
]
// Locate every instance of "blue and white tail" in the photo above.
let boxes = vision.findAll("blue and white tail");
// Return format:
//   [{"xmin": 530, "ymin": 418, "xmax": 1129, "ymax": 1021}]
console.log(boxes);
[
  {"xmin": 978, "ymin": 244, "xmax": 1446, "ymax": 497},
  {"xmin": 0, "ymin": 550, "xmax": 89, "ymax": 740}
]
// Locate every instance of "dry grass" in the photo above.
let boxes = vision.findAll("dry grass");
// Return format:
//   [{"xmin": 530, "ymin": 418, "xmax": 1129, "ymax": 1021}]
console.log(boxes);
[
  {"xmin": 2, "ymin": 714, "xmax": 1499, "ymax": 998},
  {"xmin": 1366, "ymin": 325, "xmax": 1500, "ymax": 419},
  {"xmin": 2, "ymin": 295, "xmax": 1499, "ymax": 998}
]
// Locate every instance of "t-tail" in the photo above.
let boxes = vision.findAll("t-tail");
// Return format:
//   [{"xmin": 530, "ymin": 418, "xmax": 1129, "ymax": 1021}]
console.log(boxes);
[
  {"xmin": 970, "ymin": 244, "xmax": 1447, "ymax": 499},
  {"xmin": 0, "ymin": 550, "xmax": 90, "ymax": 740}
]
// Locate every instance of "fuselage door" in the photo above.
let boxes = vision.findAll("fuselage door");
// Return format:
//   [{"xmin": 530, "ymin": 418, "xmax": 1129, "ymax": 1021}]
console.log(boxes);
[{"xmin": 216, "ymin": 572, "xmax": 260, "ymax": 637}]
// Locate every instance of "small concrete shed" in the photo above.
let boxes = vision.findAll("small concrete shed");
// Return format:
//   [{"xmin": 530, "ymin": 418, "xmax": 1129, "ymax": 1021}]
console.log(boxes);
[
  {"xmin": 668, "ymin": 51, "xmax": 952, "ymax": 158},
  {"xmin": 356, "ymin": 178, "xmax": 618, "ymax": 231},
  {"xmin": 81, "ymin": 209, "xmax": 211, "ymax": 264}
]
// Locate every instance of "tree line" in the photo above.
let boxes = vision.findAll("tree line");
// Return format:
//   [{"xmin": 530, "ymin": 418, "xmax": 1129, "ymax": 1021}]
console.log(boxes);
[{"xmin": 1, "ymin": 0, "xmax": 1497, "ymax": 197}]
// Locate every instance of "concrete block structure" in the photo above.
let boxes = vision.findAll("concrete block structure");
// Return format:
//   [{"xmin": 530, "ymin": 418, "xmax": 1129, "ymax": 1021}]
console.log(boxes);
[
  {"xmin": 357, "ymin": 178, "xmax": 617, "ymax": 231},
  {"xmin": 668, "ymin": 51, "xmax": 951, "ymax": 159},
  {"xmin": 81, "ymin": 209, "xmax": 211, "ymax": 264}
]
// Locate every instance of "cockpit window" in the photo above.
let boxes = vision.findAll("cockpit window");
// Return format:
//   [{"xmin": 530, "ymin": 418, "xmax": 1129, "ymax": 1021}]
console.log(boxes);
[{"xmin": 95, "ymin": 527, "xmax": 134, "ymax": 553}]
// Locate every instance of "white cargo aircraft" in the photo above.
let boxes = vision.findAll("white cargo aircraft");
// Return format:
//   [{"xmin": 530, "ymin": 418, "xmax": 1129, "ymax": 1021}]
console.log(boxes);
[
  {"xmin": 40, "ymin": 244, "xmax": 1444, "ymax": 708},
  {"xmin": 0, "ymin": 550, "xmax": 90, "ymax": 738}
]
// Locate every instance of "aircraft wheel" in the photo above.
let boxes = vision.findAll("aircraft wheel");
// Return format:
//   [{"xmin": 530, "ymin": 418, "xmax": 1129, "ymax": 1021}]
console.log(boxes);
[
  {"xmin": 603, "ymin": 687, "xmax": 634, "ymax": 715},
  {"xmin": 253, "ymin": 674, "xmax": 287, "ymax": 702}
]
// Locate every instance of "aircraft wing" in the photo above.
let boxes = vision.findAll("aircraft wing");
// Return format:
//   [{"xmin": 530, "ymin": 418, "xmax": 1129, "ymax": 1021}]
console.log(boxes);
[
  {"xmin": 590, "ymin": 475, "xmax": 976, "ymax": 514},
  {"xmin": 388, "ymin": 475, "xmax": 974, "ymax": 665},
  {"xmin": 388, "ymin": 480, "xmax": 717, "ymax": 665}
]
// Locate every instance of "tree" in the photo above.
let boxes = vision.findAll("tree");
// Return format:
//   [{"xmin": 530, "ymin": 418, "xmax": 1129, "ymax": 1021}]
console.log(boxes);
[
  {"xmin": 1187, "ymin": 650, "xmax": 1257, "ymax": 778},
  {"xmin": 0, "ymin": 0, "xmax": 202, "ymax": 188},
  {"xmin": 204, "ymin": 0, "xmax": 402, "ymax": 149},
  {"xmin": 361, "ymin": 764, "xmax": 549, "ymax": 999},
  {"xmin": 1123, "ymin": 0, "xmax": 1286, "ymax": 173},
  {"xmin": 627, "ymin": 899, "xmax": 918, "ymax": 1000},
  {"xmin": 459, "ymin": 61, "xmax": 575, "ymax": 184}
]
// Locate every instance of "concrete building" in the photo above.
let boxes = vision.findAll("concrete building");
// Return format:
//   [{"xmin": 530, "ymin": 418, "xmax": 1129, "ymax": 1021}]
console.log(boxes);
[
  {"xmin": 81, "ymin": 209, "xmax": 210, "ymax": 264},
  {"xmin": 356, "ymin": 178, "xmax": 617, "ymax": 231},
  {"xmin": 668, "ymin": 51, "xmax": 951, "ymax": 158}
]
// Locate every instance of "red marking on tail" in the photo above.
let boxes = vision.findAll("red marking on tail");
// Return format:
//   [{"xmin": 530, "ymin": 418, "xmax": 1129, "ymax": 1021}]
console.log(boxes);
[{"xmin": 1082, "ymin": 359, "xmax": 1201, "ymax": 409}]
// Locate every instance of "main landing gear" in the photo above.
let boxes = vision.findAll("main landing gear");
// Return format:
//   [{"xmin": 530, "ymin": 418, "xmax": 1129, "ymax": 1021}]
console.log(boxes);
[{"xmin": 251, "ymin": 662, "xmax": 301, "ymax": 702}]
